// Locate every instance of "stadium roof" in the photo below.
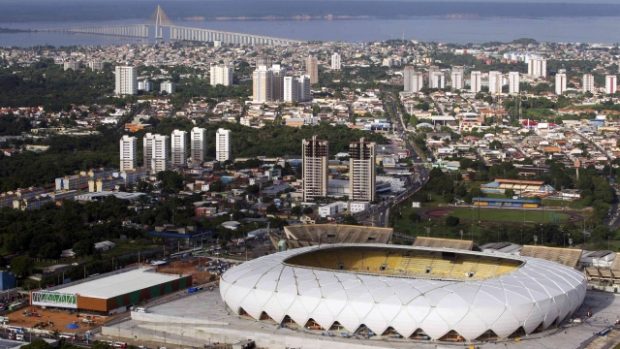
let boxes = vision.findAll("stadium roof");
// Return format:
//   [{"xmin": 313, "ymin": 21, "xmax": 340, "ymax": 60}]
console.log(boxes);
[
  {"xmin": 520, "ymin": 245, "xmax": 582, "ymax": 268},
  {"xmin": 413, "ymin": 236, "xmax": 474, "ymax": 250},
  {"xmin": 283, "ymin": 224, "xmax": 392, "ymax": 244},
  {"xmin": 220, "ymin": 244, "xmax": 586, "ymax": 341},
  {"xmin": 612, "ymin": 253, "xmax": 620, "ymax": 271},
  {"xmin": 54, "ymin": 268, "xmax": 183, "ymax": 299}
]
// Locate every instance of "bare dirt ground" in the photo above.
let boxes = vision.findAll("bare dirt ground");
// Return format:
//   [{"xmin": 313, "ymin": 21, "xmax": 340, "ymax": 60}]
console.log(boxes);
[
  {"xmin": 7, "ymin": 306, "xmax": 108, "ymax": 334},
  {"xmin": 156, "ymin": 258, "xmax": 213, "ymax": 285}
]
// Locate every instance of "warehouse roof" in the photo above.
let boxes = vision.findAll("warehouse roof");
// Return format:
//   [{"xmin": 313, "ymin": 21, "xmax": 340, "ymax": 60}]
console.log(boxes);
[{"xmin": 54, "ymin": 268, "xmax": 184, "ymax": 299}]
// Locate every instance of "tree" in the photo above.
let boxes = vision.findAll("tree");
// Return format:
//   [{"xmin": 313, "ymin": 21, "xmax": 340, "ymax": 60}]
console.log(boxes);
[
  {"xmin": 342, "ymin": 215, "xmax": 358, "ymax": 225},
  {"xmin": 445, "ymin": 216, "xmax": 460, "ymax": 227},
  {"xmin": 291, "ymin": 206, "xmax": 302, "ymax": 216},
  {"xmin": 73, "ymin": 240, "xmax": 94, "ymax": 257},
  {"xmin": 157, "ymin": 171, "xmax": 184, "ymax": 193},
  {"xmin": 10, "ymin": 256, "xmax": 33, "ymax": 277},
  {"xmin": 21, "ymin": 339, "xmax": 53, "ymax": 349},
  {"xmin": 505, "ymin": 189, "xmax": 515, "ymax": 198},
  {"xmin": 409, "ymin": 212, "xmax": 421, "ymax": 223}
]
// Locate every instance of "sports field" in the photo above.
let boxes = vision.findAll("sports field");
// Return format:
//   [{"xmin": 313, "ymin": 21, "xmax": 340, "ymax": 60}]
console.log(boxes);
[{"xmin": 450, "ymin": 207, "xmax": 570, "ymax": 223}]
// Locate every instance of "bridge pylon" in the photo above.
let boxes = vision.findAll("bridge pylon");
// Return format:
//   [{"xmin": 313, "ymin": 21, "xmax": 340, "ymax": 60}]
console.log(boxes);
[{"xmin": 152, "ymin": 5, "xmax": 172, "ymax": 39}]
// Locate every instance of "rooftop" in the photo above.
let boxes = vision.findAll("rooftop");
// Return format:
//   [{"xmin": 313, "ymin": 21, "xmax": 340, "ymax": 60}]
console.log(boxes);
[{"xmin": 53, "ymin": 268, "xmax": 184, "ymax": 299}]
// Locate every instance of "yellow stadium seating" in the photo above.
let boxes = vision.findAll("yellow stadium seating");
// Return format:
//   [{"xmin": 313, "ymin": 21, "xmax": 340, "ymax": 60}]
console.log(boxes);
[{"xmin": 285, "ymin": 247, "xmax": 521, "ymax": 280}]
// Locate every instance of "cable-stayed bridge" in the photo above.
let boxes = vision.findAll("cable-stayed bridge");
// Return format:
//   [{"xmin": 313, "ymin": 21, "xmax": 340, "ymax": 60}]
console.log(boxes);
[{"xmin": 48, "ymin": 5, "xmax": 302, "ymax": 46}]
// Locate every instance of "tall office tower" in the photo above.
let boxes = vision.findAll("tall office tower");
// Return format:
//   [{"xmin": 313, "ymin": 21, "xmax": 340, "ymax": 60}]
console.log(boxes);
[
  {"xmin": 143, "ymin": 133, "xmax": 155, "ymax": 169},
  {"xmin": 450, "ymin": 66, "xmax": 464, "ymax": 90},
  {"xmin": 331, "ymin": 52, "xmax": 341, "ymax": 70},
  {"xmin": 605, "ymin": 75, "xmax": 618, "ymax": 95},
  {"xmin": 283, "ymin": 76, "xmax": 300, "ymax": 102},
  {"xmin": 252, "ymin": 65, "xmax": 273, "ymax": 103},
  {"xmin": 555, "ymin": 69, "xmax": 567, "ymax": 95},
  {"xmin": 270, "ymin": 64, "xmax": 286, "ymax": 101},
  {"xmin": 170, "ymin": 129, "xmax": 187, "ymax": 167},
  {"xmin": 190, "ymin": 127, "xmax": 207, "ymax": 164},
  {"xmin": 349, "ymin": 138, "xmax": 376, "ymax": 202},
  {"xmin": 582, "ymin": 74, "xmax": 595, "ymax": 93},
  {"xmin": 215, "ymin": 128, "xmax": 231, "ymax": 162},
  {"xmin": 470, "ymin": 71, "xmax": 482, "ymax": 93},
  {"xmin": 527, "ymin": 57, "xmax": 547, "ymax": 78},
  {"xmin": 488, "ymin": 71, "xmax": 503, "ymax": 95},
  {"xmin": 210, "ymin": 63, "xmax": 234, "ymax": 86},
  {"xmin": 119, "ymin": 135, "xmax": 137, "ymax": 171},
  {"xmin": 302, "ymin": 135, "xmax": 329, "ymax": 202},
  {"xmin": 306, "ymin": 55, "xmax": 319, "ymax": 84},
  {"xmin": 151, "ymin": 134, "xmax": 169, "ymax": 174},
  {"xmin": 114, "ymin": 66, "xmax": 137, "ymax": 96},
  {"xmin": 508, "ymin": 72, "xmax": 520, "ymax": 95},
  {"xmin": 298, "ymin": 75, "xmax": 312, "ymax": 102},
  {"xmin": 429, "ymin": 70, "xmax": 445, "ymax": 89}
]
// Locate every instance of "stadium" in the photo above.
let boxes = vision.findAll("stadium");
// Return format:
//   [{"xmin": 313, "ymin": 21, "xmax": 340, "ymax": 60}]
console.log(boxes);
[{"xmin": 220, "ymin": 243, "xmax": 587, "ymax": 342}]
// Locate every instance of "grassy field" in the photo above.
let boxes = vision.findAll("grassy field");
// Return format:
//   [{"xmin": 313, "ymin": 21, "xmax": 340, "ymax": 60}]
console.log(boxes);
[{"xmin": 450, "ymin": 207, "xmax": 570, "ymax": 224}]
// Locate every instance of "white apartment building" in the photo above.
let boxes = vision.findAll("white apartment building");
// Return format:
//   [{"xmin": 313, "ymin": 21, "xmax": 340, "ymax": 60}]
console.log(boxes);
[
  {"xmin": 190, "ymin": 127, "xmax": 207, "ymax": 165},
  {"xmin": 143, "ymin": 133, "xmax": 155, "ymax": 168},
  {"xmin": 470, "ymin": 71, "xmax": 482, "ymax": 93},
  {"xmin": 160, "ymin": 80, "xmax": 175, "ymax": 94},
  {"xmin": 114, "ymin": 66, "xmax": 137, "ymax": 96},
  {"xmin": 284, "ymin": 75, "xmax": 312, "ymax": 102},
  {"xmin": 216, "ymin": 128, "xmax": 231, "ymax": 162},
  {"xmin": 555, "ymin": 70, "xmax": 567, "ymax": 95},
  {"xmin": 151, "ymin": 134, "xmax": 169, "ymax": 174},
  {"xmin": 170, "ymin": 129, "xmax": 187, "ymax": 167},
  {"xmin": 210, "ymin": 63, "xmax": 234, "ymax": 86},
  {"xmin": 284, "ymin": 76, "xmax": 299, "ymax": 103},
  {"xmin": 488, "ymin": 71, "xmax": 503, "ymax": 95},
  {"xmin": 349, "ymin": 138, "xmax": 376, "ymax": 202},
  {"xmin": 88, "ymin": 60, "xmax": 104, "ymax": 71},
  {"xmin": 138, "ymin": 79, "xmax": 152, "ymax": 92},
  {"xmin": 119, "ymin": 135, "xmax": 137, "ymax": 171},
  {"xmin": 64, "ymin": 61, "xmax": 79, "ymax": 71},
  {"xmin": 403, "ymin": 66, "xmax": 424, "ymax": 93},
  {"xmin": 582, "ymin": 73, "xmax": 595, "ymax": 93},
  {"xmin": 252, "ymin": 65, "xmax": 273, "ymax": 103},
  {"xmin": 605, "ymin": 75, "xmax": 617, "ymax": 95},
  {"xmin": 451, "ymin": 67, "xmax": 464, "ymax": 90},
  {"xmin": 527, "ymin": 57, "xmax": 547, "ymax": 78},
  {"xmin": 331, "ymin": 52, "xmax": 341, "ymax": 70},
  {"xmin": 429, "ymin": 70, "xmax": 445, "ymax": 89},
  {"xmin": 508, "ymin": 71, "xmax": 520, "ymax": 94}
]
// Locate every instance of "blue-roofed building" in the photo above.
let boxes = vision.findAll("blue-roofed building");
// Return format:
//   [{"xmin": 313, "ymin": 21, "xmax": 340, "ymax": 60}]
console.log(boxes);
[
  {"xmin": 149, "ymin": 226, "xmax": 213, "ymax": 247},
  {"xmin": 0, "ymin": 271, "xmax": 16, "ymax": 291},
  {"xmin": 473, "ymin": 197, "xmax": 541, "ymax": 208}
]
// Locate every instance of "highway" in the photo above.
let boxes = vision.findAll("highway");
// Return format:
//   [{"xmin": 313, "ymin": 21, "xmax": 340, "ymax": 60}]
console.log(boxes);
[{"xmin": 354, "ymin": 91, "xmax": 430, "ymax": 227}]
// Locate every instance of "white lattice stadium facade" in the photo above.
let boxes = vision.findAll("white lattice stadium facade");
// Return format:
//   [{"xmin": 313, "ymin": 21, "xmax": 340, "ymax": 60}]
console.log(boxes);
[{"xmin": 220, "ymin": 244, "xmax": 587, "ymax": 342}]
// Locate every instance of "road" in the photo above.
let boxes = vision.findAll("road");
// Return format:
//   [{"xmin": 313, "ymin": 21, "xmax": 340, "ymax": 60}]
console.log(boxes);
[{"xmin": 353, "ymin": 91, "xmax": 429, "ymax": 226}]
